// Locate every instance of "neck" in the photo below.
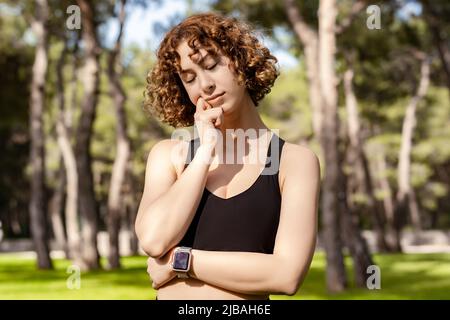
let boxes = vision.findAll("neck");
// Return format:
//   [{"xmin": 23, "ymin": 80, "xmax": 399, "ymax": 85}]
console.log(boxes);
[
  {"xmin": 218, "ymin": 93, "xmax": 268, "ymax": 141},
  {"xmin": 212, "ymin": 94, "xmax": 271, "ymax": 164}
]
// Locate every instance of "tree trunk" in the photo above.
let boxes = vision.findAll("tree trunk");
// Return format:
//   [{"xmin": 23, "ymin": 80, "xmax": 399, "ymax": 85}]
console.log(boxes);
[
  {"xmin": 360, "ymin": 151, "xmax": 393, "ymax": 251},
  {"xmin": 395, "ymin": 57, "xmax": 430, "ymax": 237},
  {"xmin": 372, "ymin": 143, "xmax": 401, "ymax": 251},
  {"xmin": 55, "ymin": 39, "xmax": 83, "ymax": 266},
  {"xmin": 75, "ymin": 0, "xmax": 101, "ymax": 270},
  {"xmin": 29, "ymin": 0, "xmax": 52, "ymax": 269},
  {"xmin": 340, "ymin": 65, "xmax": 375, "ymax": 286},
  {"xmin": 106, "ymin": 0, "xmax": 130, "ymax": 269},
  {"xmin": 318, "ymin": 0, "xmax": 347, "ymax": 293},
  {"xmin": 283, "ymin": 0, "xmax": 347, "ymax": 293},
  {"xmin": 343, "ymin": 64, "xmax": 390, "ymax": 252},
  {"xmin": 283, "ymin": 0, "xmax": 323, "ymax": 141},
  {"xmin": 126, "ymin": 161, "xmax": 139, "ymax": 255},
  {"xmin": 49, "ymin": 160, "xmax": 68, "ymax": 258},
  {"xmin": 408, "ymin": 188, "xmax": 422, "ymax": 234},
  {"xmin": 338, "ymin": 150, "xmax": 374, "ymax": 288}
]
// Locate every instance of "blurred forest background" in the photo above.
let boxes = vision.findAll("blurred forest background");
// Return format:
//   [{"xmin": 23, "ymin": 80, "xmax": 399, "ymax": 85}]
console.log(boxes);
[{"xmin": 0, "ymin": 0, "xmax": 449, "ymax": 298}]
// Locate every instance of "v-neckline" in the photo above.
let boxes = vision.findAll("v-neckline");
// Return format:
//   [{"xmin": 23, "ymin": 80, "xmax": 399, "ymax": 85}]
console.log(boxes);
[{"xmin": 205, "ymin": 132, "xmax": 275, "ymax": 201}]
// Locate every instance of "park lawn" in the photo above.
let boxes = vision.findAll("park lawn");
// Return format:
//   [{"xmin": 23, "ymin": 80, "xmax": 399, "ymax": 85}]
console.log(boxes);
[{"xmin": 0, "ymin": 252, "xmax": 449, "ymax": 299}]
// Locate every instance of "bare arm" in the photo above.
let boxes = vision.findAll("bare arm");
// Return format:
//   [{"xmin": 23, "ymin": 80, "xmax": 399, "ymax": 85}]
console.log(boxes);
[
  {"xmin": 135, "ymin": 139, "xmax": 214, "ymax": 259},
  {"xmin": 187, "ymin": 144, "xmax": 320, "ymax": 296}
]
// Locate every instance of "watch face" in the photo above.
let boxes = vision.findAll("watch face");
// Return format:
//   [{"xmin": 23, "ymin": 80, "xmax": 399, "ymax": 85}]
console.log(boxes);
[{"xmin": 173, "ymin": 251, "xmax": 190, "ymax": 270}]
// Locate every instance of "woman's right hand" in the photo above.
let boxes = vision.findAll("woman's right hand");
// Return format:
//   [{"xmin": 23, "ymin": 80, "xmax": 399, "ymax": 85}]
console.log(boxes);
[{"xmin": 193, "ymin": 97, "xmax": 224, "ymax": 149}]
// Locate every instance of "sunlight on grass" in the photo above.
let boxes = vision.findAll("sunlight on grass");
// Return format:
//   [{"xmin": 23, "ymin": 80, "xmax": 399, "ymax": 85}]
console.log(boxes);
[
  {"xmin": 0, "ymin": 252, "xmax": 449, "ymax": 299},
  {"xmin": 0, "ymin": 255, "xmax": 154, "ymax": 299}
]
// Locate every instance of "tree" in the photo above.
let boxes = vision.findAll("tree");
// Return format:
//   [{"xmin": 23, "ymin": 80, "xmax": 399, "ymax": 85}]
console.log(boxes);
[
  {"xmin": 75, "ymin": 0, "xmax": 102, "ymax": 270},
  {"xmin": 317, "ymin": 0, "xmax": 348, "ymax": 292},
  {"xmin": 342, "ymin": 54, "xmax": 393, "ymax": 253},
  {"xmin": 28, "ymin": 0, "xmax": 53, "ymax": 269},
  {"xmin": 283, "ymin": 0, "xmax": 323, "ymax": 141},
  {"xmin": 0, "ymin": 2, "xmax": 34, "ymax": 241},
  {"xmin": 106, "ymin": 0, "xmax": 131, "ymax": 269},
  {"xmin": 54, "ymin": 35, "xmax": 83, "ymax": 264},
  {"xmin": 284, "ymin": 0, "xmax": 372, "ymax": 292},
  {"xmin": 395, "ymin": 53, "xmax": 431, "ymax": 241}
]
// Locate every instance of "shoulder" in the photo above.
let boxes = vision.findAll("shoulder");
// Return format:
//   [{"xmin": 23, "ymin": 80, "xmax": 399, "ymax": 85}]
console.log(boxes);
[
  {"xmin": 279, "ymin": 142, "xmax": 321, "ymax": 188},
  {"xmin": 147, "ymin": 139, "xmax": 179, "ymax": 160},
  {"xmin": 282, "ymin": 142, "xmax": 320, "ymax": 169},
  {"xmin": 146, "ymin": 139, "xmax": 190, "ymax": 176}
]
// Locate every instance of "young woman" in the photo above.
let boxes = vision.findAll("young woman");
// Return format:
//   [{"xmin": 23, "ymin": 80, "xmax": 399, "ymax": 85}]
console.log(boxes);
[{"xmin": 135, "ymin": 12, "xmax": 320, "ymax": 300}]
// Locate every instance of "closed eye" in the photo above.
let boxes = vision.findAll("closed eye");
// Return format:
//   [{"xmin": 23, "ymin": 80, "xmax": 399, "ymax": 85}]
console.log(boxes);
[
  {"xmin": 206, "ymin": 63, "xmax": 217, "ymax": 70},
  {"xmin": 184, "ymin": 64, "xmax": 217, "ymax": 84}
]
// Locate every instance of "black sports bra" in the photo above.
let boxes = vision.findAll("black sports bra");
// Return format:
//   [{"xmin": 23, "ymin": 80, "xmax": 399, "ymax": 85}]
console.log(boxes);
[{"xmin": 177, "ymin": 132, "xmax": 286, "ymax": 254}]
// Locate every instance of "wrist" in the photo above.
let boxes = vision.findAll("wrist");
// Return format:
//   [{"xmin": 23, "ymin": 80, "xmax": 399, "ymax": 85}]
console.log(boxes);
[
  {"xmin": 187, "ymin": 249, "xmax": 196, "ymax": 278},
  {"xmin": 168, "ymin": 246, "xmax": 178, "ymax": 263},
  {"xmin": 195, "ymin": 144, "xmax": 215, "ymax": 164}
]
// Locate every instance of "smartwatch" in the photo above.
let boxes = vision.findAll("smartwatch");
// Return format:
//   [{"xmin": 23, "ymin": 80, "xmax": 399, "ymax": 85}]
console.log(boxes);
[{"xmin": 171, "ymin": 246, "xmax": 192, "ymax": 278}]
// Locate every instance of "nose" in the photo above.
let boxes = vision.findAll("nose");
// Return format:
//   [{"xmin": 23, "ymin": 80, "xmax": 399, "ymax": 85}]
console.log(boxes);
[{"xmin": 198, "ymin": 73, "xmax": 215, "ymax": 95}]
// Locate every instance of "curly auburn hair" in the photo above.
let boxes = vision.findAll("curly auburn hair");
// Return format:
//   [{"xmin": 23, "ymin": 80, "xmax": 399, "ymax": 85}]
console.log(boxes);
[{"xmin": 143, "ymin": 12, "xmax": 280, "ymax": 128}]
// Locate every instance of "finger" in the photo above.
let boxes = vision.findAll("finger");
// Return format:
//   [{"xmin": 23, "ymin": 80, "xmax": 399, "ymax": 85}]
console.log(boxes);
[
  {"xmin": 205, "ymin": 100, "xmax": 213, "ymax": 110},
  {"xmin": 216, "ymin": 108, "xmax": 223, "ymax": 126},
  {"xmin": 196, "ymin": 97, "xmax": 207, "ymax": 111}
]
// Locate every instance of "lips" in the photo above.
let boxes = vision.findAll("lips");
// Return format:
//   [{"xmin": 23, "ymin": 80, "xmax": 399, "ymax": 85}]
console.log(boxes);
[{"xmin": 206, "ymin": 92, "xmax": 225, "ymax": 103}]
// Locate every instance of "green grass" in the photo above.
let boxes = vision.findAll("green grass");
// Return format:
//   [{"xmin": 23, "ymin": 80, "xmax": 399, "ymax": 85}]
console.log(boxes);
[
  {"xmin": 0, "ymin": 252, "xmax": 449, "ymax": 299},
  {"xmin": 288, "ymin": 252, "xmax": 450, "ymax": 300}
]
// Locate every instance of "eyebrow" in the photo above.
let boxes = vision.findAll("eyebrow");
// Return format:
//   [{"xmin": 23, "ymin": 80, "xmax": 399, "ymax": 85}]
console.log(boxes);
[{"xmin": 180, "ymin": 53, "xmax": 214, "ymax": 74}]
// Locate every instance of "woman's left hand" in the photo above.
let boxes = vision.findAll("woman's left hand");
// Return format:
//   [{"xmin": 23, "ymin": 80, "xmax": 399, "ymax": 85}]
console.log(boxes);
[{"xmin": 147, "ymin": 247, "xmax": 177, "ymax": 289}]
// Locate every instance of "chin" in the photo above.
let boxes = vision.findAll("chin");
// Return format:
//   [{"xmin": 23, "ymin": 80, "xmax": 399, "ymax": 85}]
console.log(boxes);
[{"xmin": 221, "ymin": 101, "xmax": 238, "ymax": 113}]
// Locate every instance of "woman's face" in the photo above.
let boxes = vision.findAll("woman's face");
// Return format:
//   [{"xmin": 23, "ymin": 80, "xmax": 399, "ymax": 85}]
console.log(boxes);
[{"xmin": 176, "ymin": 40, "xmax": 247, "ymax": 113}]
